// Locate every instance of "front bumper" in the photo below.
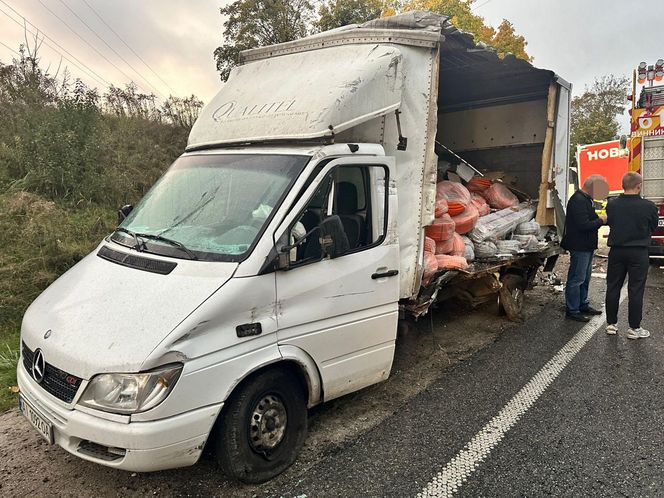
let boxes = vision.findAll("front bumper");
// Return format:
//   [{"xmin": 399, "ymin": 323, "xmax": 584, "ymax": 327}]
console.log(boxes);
[
  {"xmin": 17, "ymin": 362, "xmax": 222, "ymax": 472},
  {"xmin": 649, "ymin": 238, "xmax": 664, "ymax": 257}
]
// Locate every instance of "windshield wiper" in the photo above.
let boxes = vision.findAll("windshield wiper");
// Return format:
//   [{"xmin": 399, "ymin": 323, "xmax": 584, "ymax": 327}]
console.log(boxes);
[
  {"xmin": 113, "ymin": 228, "xmax": 198, "ymax": 260},
  {"xmin": 114, "ymin": 227, "xmax": 144, "ymax": 252},
  {"xmin": 134, "ymin": 232, "xmax": 199, "ymax": 260}
]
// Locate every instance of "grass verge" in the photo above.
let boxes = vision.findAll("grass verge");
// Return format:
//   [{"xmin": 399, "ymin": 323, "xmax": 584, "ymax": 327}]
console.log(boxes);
[{"xmin": 0, "ymin": 192, "xmax": 115, "ymax": 412}]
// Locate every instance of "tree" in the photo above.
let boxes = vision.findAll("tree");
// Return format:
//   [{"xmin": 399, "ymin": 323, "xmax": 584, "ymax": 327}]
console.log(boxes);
[
  {"xmin": 315, "ymin": 0, "xmax": 385, "ymax": 32},
  {"xmin": 401, "ymin": 0, "xmax": 531, "ymax": 60},
  {"xmin": 214, "ymin": 0, "xmax": 531, "ymax": 80},
  {"xmin": 489, "ymin": 20, "xmax": 529, "ymax": 61},
  {"xmin": 570, "ymin": 74, "xmax": 629, "ymax": 165},
  {"xmin": 103, "ymin": 82, "xmax": 160, "ymax": 121},
  {"xmin": 161, "ymin": 95, "xmax": 204, "ymax": 130},
  {"xmin": 214, "ymin": 0, "xmax": 315, "ymax": 81}
]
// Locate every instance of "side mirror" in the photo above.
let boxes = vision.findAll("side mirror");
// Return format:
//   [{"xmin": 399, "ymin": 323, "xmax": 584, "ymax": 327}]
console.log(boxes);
[
  {"xmin": 319, "ymin": 215, "xmax": 350, "ymax": 259},
  {"xmin": 117, "ymin": 204, "xmax": 133, "ymax": 225},
  {"xmin": 619, "ymin": 135, "xmax": 628, "ymax": 150}
]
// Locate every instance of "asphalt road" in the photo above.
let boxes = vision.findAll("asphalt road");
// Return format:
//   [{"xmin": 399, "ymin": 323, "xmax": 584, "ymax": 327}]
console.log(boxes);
[
  {"xmin": 265, "ymin": 263, "xmax": 664, "ymax": 497},
  {"xmin": 2, "ymin": 261, "xmax": 662, "ymax": 497}
]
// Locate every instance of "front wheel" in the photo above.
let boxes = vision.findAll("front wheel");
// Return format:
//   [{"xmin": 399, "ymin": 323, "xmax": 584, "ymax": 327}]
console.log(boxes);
[{"xmin": 215, "ymin": 368, "xmax": 308, "ymax": 483}]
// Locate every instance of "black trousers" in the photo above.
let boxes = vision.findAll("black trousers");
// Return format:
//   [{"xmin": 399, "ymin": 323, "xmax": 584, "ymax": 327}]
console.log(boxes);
[{"xmin": 605, "ymin": 246, "xmax": 650, "ymax": 329}]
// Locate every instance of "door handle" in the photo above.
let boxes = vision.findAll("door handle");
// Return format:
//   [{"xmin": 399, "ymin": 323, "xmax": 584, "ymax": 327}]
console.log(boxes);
[{"xmin": 371, "ymin": 269, "xmax": 399, "ymax": 279}]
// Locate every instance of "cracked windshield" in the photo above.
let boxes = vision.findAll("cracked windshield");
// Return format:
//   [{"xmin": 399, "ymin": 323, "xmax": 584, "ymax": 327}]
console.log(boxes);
[{"xmin": 117, "ymin": 154, "xmax": 309, "ymax": 259}]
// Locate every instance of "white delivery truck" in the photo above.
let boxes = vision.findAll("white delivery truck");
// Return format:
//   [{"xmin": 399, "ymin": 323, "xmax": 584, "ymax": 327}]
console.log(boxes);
[{"xmin": 17, "ymin": 12, "xmax": 570, "ymax": 483}]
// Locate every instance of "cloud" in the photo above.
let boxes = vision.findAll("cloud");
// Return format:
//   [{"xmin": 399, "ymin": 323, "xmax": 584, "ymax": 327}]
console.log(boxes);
[
  {"xmin": 0, "ymin": 0, "xmax": 227, "ymax": 101},
  {"xmin": 1, "ymin": 0, "xmax": 662, "ymax": 124}
]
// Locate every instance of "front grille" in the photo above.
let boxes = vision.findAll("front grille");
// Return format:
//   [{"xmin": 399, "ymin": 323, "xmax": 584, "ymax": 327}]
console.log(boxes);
[{"xmin": 22, "ymin": 343, "xmax": 82, "ymax": 403}]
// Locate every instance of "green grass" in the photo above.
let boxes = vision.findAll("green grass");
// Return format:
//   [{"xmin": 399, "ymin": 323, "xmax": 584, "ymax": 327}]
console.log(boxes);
[
  {"xmin": 0, "ymin": 54, "xmax": 189, "ymax": 411},
  {"xmin": 0, "ymin": 193, "xmax": 117, "ymax": 411},
  {"xmin": 0, "ymin": 53, "xmax": 188, "ymax": 412},
  {"xmin": 0, "ymin": 323, "xmax": 20, "ymax": 411}
]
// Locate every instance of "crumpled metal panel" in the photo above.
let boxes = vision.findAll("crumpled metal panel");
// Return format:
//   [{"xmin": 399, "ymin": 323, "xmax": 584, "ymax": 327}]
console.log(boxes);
[
  {"xmin": 188, "ymin": 45, "xmax": 403, "ymax": 149},
  {"xmin": 361, "ymin": 10, "xmax": 449, "ymax": 31}
]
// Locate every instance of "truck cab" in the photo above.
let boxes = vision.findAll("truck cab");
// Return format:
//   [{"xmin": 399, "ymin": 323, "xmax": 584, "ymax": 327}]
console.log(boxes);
[{"xmin": 18, "ymin": 143, "xmax": 401, "ymax": 481}]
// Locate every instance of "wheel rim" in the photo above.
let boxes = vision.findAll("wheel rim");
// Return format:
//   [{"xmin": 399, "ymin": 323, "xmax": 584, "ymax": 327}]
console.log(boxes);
[{"xmin": 249, "ymin": 394, "xmax": 288, "ymax": 454}]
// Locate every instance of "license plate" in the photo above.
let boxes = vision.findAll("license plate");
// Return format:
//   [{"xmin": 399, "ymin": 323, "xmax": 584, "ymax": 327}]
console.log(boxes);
[
  {"xmin": 19, "ymin": 395, "xmax": 54, "ymax": 444},
  {"xmin": 659, "ymin": 218, "xmax": 664, "ymax": 227}
]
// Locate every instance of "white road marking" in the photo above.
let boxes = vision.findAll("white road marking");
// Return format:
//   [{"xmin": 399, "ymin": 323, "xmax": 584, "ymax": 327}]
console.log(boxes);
[
  {"xmin": 417, "ymin": 288, "xmax": 627, "ymax": 498},
  {"xmin": 591, "ymin": 272, "xmax": 607, "ymax": 279}
]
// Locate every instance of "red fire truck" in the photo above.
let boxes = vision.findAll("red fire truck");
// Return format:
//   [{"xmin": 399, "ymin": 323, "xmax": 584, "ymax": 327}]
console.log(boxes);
[
  {"xmin": 628, "ymin": 61, "xmax": 664, "ymax": 259},
  {"xmin": 577, "ymin": 139, "xmax": 629, "ymax": 195}
]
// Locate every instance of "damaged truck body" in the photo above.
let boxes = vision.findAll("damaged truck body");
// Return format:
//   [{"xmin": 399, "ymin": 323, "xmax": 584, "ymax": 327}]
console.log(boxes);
[{"xmin": 17, "ymin": 12, "xmax": 570, "ymax": 483}]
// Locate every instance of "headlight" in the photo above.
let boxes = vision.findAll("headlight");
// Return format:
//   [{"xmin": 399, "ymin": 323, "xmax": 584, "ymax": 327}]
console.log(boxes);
[{"xmin": 79, "ymin": 364, "xmax": 182, "ymax": 414}]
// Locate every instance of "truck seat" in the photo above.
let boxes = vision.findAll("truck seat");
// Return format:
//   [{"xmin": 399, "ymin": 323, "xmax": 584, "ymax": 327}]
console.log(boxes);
[{"xmin": 336, "ymin": 182, "xmax": 366, "ymax": 248}]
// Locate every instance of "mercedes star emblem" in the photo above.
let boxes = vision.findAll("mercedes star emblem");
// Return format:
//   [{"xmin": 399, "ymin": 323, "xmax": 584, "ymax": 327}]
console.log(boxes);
[{"xmin": 32, "ymin": 349, "xmax": 46, "ymax": 384}]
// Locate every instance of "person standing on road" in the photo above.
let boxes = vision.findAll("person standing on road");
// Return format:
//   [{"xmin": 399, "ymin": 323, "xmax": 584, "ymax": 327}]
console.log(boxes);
[
  {"xmin": 561, "ymin": 175, "xmax": 608, "ymax": 322},
  {"xmin": 605, "ymin": 172, "xmax": 659, "ymax": 339}
]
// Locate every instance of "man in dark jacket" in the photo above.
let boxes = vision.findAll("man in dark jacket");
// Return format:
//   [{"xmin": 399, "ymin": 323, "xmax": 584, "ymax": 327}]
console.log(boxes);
[
  {"xmin": 561, "ymin": 175, "xmax": 607, "ymax": 321},
  {"xmin": 605, "ymin": 172, "xmax": 659, "ymax": 339}
]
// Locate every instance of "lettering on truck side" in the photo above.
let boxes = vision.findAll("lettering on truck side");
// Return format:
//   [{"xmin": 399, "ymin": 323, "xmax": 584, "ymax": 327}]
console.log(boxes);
[
  {"xmin": 585, "ymin": 147, "xmax": 622, "ymax": 161},
  {"xmin": 212, "ymin": 100, "xmax": 298, "ymax": 121}
]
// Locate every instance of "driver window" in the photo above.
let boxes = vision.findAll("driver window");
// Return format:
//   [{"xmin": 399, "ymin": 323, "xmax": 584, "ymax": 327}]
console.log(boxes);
[{"xmin": 288, "ymin": 165, "xmax": 387, "ymax": 265}]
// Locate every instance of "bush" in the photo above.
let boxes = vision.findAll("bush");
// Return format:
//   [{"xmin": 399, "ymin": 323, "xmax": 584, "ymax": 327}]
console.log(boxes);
[
  {"xmin": 0, "ymin": 47, "xmax": 192, "ymax": 410},
  {"xmin": 0, "ymin": 192, "xmax": 117, "ymax": 410}
]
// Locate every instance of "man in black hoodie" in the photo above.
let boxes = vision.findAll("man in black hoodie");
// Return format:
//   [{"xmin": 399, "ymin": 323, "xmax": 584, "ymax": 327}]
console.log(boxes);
[
  {"xmin": 605, "ymin": 172, "xmax": 659, "ymax": 339},
  {"xmin": 561, "ymin": 175, "xmax": 607, "ymax": 322}
]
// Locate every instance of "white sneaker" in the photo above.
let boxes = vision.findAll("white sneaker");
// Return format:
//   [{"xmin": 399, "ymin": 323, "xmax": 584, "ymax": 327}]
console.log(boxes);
[
  {"xmin": 606, "ymin": 324, "xmax": 618, "ymax": 335},
  {"xmin": 626, "ymin": 327, "xmax": 650, "ymax": 339}
]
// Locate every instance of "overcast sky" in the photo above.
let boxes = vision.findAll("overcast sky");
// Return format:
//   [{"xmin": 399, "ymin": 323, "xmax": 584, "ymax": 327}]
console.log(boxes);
[{"xmin": 0, "ymin": 0, "xmax": 663, "ymax": 132}]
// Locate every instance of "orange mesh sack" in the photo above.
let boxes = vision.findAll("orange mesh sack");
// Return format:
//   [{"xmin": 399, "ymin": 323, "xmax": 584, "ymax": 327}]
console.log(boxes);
[
  {"xmin": 467, "ymin": 177, "xmax": 492, "ymax": 192},
  {"xmin": 422, "ymin": 251, "xmax": 439, "ymax": 286},
  {"xmin": 447, "ymin": 201, "xmax": 466, "ymax": 217},
  {"xmin": 436, "ymin": 181, "xmax": 471, "ymax": 207},
  {"xmin": 435, "ymin": 237, "xmax": 454, "ymax": 255},
  {"xmin": 424, "ymin": 236, "xmax": 437, "ymax": 254},
  {"xmin": 424, "ymin": 214, "xmax": 455, "ymax": 241},
  {"xmin": 471, "ymin": 194, "xmax": 491, "ymax": 217},
  {"xmin": 451, "ymin": 204, "xmax": 479, "ymax": 234},
  {"xmin": 435, "ymin": 254, "xmax": 468, "ymax": 270},
  {"xmin": 482, "ymin": 182, "xmax": 519, "ymax": 209},
  {"xmin": 450, "ymin": 232, "xmax": 465, "ymax": 257},
  {"xmin": 435, "ymin": 199, "xmax": 448, "ymax": 217}
]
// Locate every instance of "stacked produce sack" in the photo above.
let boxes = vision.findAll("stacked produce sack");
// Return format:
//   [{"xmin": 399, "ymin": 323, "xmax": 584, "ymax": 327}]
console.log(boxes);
[
  {"xmin": 481, "ymin": 182, "xmax": 519, "ymax": 209},
  {"xmin": 421, "ymin": 176, "xmax": 542, "ymax": 288},
  {"xmin": 422, "ymin": 181, "xmax": 481, "ymax": 277},
  {"xmin": 471, "ymin": 193, "xmax": 490, "ymax": 216},
  {"xmin": 468, "ymin": 204, "xmax": 541, "ymax": 258},
  {"xmin": 468, "ymin": 177, "xmax": 540, "ymax": 259}
]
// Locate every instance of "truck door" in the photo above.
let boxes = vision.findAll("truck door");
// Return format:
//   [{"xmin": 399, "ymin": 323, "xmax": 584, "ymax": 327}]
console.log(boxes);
[{"xmin": 273, "ymin": 156, "xmax": 399, "ymax": 401}]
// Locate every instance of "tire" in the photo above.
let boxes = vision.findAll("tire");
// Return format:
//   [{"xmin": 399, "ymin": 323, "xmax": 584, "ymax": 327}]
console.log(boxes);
[
  {"xmin": 215, "ymin": 368, "xmax": 308, "ymax": 484},
  {"xmin": 498, "ymin": 274, "xmax": 526, "ymax": 322}
]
